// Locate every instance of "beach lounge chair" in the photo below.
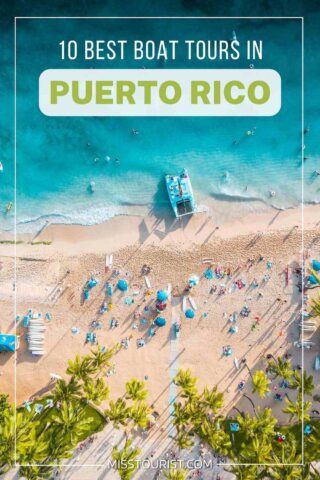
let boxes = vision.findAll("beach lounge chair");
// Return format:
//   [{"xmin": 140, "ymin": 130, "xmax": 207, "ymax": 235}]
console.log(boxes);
[
  {"xmin": 188, "ymin": 295, "xmax": 197, "ymax": 311},
  {"xmin": 223, "ymin": 345, "xmax": 232, "ymax": 356},
  {"xmin": 314, "ymin": 356, "xmax": 320, "ymax": 370},
  {"xmin": 182, "ymin": 296, "xmax": 187, "ymax": 313},
  {"xmin": 144, "ymin": 276, "xmax": 151, "ymax": 289},
  {"xmin": 167, "ymin": 283, "xmax": 172, "ymax": 300},
  {"xmin": 86, "ymin": 332, "xmax": 93, "ymax": 343},
  {"xmin": 35, "ymin": 404, "xmax": 44, "ymax": 414},
  {"xmin": 173, "ymin": 322, "xmax": 180, "ymax": 339},
  {"xmin": 83, "ymin": 289, "xmax": 89, "ymax": 301},
  {"xmin": 85, "ymin": 332, "xmax": 96, "ymax": 344},
  {"xmin": 87, "ymin": 277, "xmax": 98, "ymax": 289},
  {"xmin": 106, "ymin": 283, "xmax": 113, "ymax": 297},
  {"xmin": 105, "ymin": 254, "xmax": 113, "ymax": 272},
  {"xmin": 148, "ymin": 327, "xmax": 156, "ymax": 337},
  {"xmin": 294, "ymin": 340, "xmax": 315, "ymax": 349}
]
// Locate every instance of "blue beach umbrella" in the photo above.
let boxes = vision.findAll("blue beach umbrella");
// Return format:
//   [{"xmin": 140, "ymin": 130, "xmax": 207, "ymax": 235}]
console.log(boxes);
[
  {"xmin": 312, "ymin": 259, "xmax": 320, "ymax": 271},
  {"xmin": 117, "ymin": 279, "xmax": 128, "ymax": 291},
  {"xmin": 157, "ymin": 290, "xmax": 168, "ymax": 302},
  {"xmin": 204, "ymin": 268, "xmax": 214, "ymax": 280},
  {"xmin": 185, "ymin": 309, "xmax": 195, "ymax": 319},
  {"xmin": 155, "ymin": 317, "xmax": 166, "ymax": 327},
  {"xmin": 188, "ymin": 274, "xmax": 199, "ymax": 287}
]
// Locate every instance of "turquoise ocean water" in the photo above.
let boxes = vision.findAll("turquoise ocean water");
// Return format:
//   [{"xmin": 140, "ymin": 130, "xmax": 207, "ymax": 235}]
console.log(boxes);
[{"xmin": 0, "ymin": 3, "xmax": 319, "ymax": 232}]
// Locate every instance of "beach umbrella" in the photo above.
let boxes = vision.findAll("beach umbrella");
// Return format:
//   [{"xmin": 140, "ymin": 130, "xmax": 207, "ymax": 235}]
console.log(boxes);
[
  {"xmin": 312, "ymin": 259, "xmax": 320, "ymax": 271},
  {"xmin": 188, "ymin": 274, "xmax": 199, "ymax": 287},
  {"xmin": 204, "ymin": 268, "xmax": 214, "ymax": 280},
  {"xmin": 185, "ymin": 309, "xmax": 195, "ymax": 319},
  {"xmin": 155, "ymin": 317, "xmax": 166, "ymax": 327},
  {"xmin": 117, "ymin": 279, "xmax": 128, "ymax": 291},
  {"xmin": 157, "ymin": 290, "xmax": 168, "ymax": 302}
]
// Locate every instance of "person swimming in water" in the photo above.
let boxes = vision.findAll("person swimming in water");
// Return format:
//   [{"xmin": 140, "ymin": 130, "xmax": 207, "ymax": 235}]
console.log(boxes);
[{"xmin": 131, "ymin": 128, "xmax": 139, "ymax": 135}]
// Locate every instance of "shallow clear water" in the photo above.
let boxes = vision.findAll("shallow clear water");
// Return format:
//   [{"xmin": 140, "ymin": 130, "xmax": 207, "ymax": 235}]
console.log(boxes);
[{"xmin": 0, "ymin": 6, "xmax": 319, "ymax": 232}]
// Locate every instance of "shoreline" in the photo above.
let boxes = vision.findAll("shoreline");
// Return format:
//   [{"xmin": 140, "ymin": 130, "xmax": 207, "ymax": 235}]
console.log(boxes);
[{"xmin": 0, "ymin": 204, "xmax": 319, "ymax": 257}]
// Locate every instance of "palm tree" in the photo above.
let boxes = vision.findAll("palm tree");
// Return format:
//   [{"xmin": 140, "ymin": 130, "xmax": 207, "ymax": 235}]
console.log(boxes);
[
  {"xmin": 18, "ymin": 465, "xmax": 53, "ymax": 480},
  {"xmin": 289, "ymin": 370, "xmax": 315, "ymax": 396},
  {"xmin": 175, "ymin": 431, "xmax": 194, "ymax": 450},
  {"xmin": 128, "ymin": 401, "xmax": 151, "ymax": 429},
  {"xmin": 251, "ymin": 370, "xmax": 271, "ymax": 398},
  {"xmin": 66, "ymin": 354, "xmax": 96, "ymax": 381},
  {"xmin": 239, "ymin": 437, "xmax": 272, "ymax": 463},
  {"xmin": 305, "ymin": 420, "xmax": 320, "ymax": 463},
  {"xmin": 163, "ymin": 466, "xmax": 188, "ymax": 480},
  {"xmin": 105, "ymin": 399, "xmax": 130, "ymax": 428},
  {"xmin": 172, "ymin": 402, "xmax": 191, "ymax": 432},
  {"xmin": 184, "ymin": 399, "xmax": 205, "ymax": 429},
  {"xmin": 282, "ymin": 393, "xmax": 311, "ymax": 422},
  {"xmin": 237, "ymin": 408, "xmax": 277, "ymax": 440},
  {"xmin": 226, "ymin": 464, "xmax": 263, "ymax": 480},
  {"xmin": 90, "ymin": 344, "xmax": 119, "ymax": 373},
  {"xmin": 0, "ymin": 406, "xmax": 37, "ymax": 473},
  {"xmin": 18, "ymin": 438, "xmax": 48, "ymax": 465},
  {"xmin": 44, "ymin": 434, "xmax": 74, "ymax": 464},
  {"xmin": 52, "ymin": 377, "xmax": 81, "ymax": 403},
  {"xmin": 267, "ymin": 356, "xmax": 293, "ymax": 381},
  {"xmin": 202, "ymin": 386, "xmax": 224, "ymax": 413},
  {"xmin": 199, "ymin": 419, "xmax": 231, "ymax": 455},
  {"xmin": 0, "ymin": 394, "xmax": 9, "ymax": 422},
  {"xmin": 51, "ymin": 401, "xmax": 93, "ymax": 444},
  {"xmin": 270, "ymin": 434, "xmax": 303, "ymax": 480},
  {"xmin": 174, "ymin": 369, "xmax": 198, "ymax": 398},
  {"xmin": 242, "ymin": 359, "xmax": 254, "ymax": 379},
  {"xmin": 311, "ymin": 295, "xmax": 320, "ymax": 317},
  {"xmin": 125, "ymin": 379, "xmax": 148, "ymax": 401},
  {"xmin": 112, "ymin": 438, "xmax": 141, "ymax": 480},
  {"xmin": 243, "ymin": 394, "xmax": 258, "ymax": 416},
  {"xmin": 83, "ymin": 378, "xmax": 110, "ymax": 405}
]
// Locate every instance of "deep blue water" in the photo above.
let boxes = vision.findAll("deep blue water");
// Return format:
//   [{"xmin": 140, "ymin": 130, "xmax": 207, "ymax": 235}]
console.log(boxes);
[{"xmin": 0, "ymin": 1, "xmax": 319, "ymax": 232}]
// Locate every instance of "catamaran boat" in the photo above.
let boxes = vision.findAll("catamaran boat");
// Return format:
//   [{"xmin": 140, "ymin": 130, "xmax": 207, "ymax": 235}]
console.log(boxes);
[{"xmin": 165, "ymin": 169, "xmax": 196, "ymax": 218}]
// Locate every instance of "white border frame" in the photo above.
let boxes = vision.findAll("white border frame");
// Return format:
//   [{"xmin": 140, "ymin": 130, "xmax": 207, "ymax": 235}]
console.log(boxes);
[{"xmin": 14, "ymin": 15, "xmax": 304, "ymax": 470}]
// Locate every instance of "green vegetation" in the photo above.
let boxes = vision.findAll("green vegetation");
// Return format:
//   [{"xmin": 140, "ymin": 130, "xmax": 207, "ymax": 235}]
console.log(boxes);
[
  {"xmin": 311, "ymin": 295, "xmax": 320, "ymax": 317},
  {"xmin": 171, "ymin": 358, "xmax": 320, "ymax": 479},
  {"xmin": 112, "ymin": 438, "xmax": 141, "ymax": 480},
  {"xmin": 163, "ymin": 466, "xmax": 188, "ymax": 480},
  {"xmin": 104, "ymin": 378, "xmax": 151, "ymax": 431},
  {"xmin": 1, "ymin": 340, "xmax": 320, "ymax": 479},
  {"xmin": 251, "ymin": 370, "xmax": 271, "ymax": 398},
  {"xmin": 29, "ymin": 241, "xmax": 52, "ymax": 245},
  {"xmin": 0, "ymin": 344, "xmax": 149, "ymax": 479},
  {"xmin": 0, "ymin": 240, "xmax": 24, "ymax": 244}
]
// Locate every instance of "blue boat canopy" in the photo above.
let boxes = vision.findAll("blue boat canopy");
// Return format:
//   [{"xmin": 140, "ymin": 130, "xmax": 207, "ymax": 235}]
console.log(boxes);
[
  {"xmin": 0, "ymin": 334, "xmax": 19, "ymax": 352},
  {"xmin": 165, "ymin": 169, "xmax": 196, "ymax": 218}
]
